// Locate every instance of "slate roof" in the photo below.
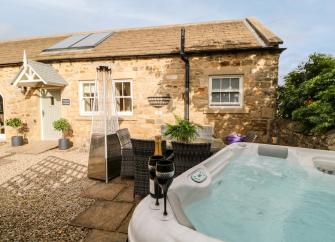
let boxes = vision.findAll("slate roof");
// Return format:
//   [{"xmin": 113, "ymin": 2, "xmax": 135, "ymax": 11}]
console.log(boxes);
[
  {"xmin": 12, "ymin": 60, "xmax": 68, "ymax": 86},
  {"xmin": 0, "ymin": 17, "xmax": 283, "ymax": 66}
]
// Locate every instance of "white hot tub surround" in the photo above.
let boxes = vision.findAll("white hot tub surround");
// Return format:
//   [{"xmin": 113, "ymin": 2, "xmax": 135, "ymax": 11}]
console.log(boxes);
[{"xmin": 128, "ymin": 143, "xmax": 335, "ymax": 242}]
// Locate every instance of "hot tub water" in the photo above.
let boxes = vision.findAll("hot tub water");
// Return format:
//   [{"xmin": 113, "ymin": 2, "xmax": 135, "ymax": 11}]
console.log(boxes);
[{"xmin": 183, "ymin": 154, "xmax": 335, "ymax": 242}]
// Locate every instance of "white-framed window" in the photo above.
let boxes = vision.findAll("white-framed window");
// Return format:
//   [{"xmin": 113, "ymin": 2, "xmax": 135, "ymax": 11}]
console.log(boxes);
[
  {"xmin": 113, "ymin": 80, "xmax": 133, "ymax": 116},
  {"xmin": 209, "ymin": 75, "xmax": 243, "ymax": 107},
  {"xmin": 79, "ymin": 81, "xmax": 98, "ymax": 116}
]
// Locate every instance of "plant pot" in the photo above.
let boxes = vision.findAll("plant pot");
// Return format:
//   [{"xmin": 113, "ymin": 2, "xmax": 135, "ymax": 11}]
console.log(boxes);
[
  {"xmin": 11, "ymin": 136, "xmax": 24, "ymax": 147},
  {"xmin": 58, "ymin": 138, "xmax": 71, "ymax": 150}
]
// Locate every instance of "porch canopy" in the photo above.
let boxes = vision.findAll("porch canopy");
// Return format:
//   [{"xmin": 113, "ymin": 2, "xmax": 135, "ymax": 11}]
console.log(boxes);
[{"xmin": 12, "ymin": 52, "xmax": 68, "ymax": 88}]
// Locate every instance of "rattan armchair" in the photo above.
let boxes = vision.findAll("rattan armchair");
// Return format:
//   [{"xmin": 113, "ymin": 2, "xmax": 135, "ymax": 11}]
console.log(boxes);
[
  {"xmin": 244, "ymin": 132, "xmax": 258, "ymax": 143},
  {"xmin": 162, "ymin": 125, "xmax": 214, "ymax": 139},
  {"xmin": 196, "ymin": 125, "xmax": 214, "ymax": 139},
  {"xmin": 172, "ymin": 142, "xmax": 211, "ymax": 176},
  {"xmin": 116, "ymin": 128, "xmax": 135, "ymax": 177},
  {"xmin": 131, "ymin": 138, "xmax": 166, "ymax": 197}
]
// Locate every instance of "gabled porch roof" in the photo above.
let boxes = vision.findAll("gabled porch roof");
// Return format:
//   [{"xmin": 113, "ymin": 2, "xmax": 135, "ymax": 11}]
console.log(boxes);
[{"xmin": 12, "ymin": 52, "xmax": 68, "ymax": 88}]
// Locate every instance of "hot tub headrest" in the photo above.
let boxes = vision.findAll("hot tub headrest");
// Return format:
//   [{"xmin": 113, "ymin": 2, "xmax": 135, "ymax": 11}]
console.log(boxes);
[{"xmin": 258, "ymin": 144, "xmax": 288, "ymax": 159}]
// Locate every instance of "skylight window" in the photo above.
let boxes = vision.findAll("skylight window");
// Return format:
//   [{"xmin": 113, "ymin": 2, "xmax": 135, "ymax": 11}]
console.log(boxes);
[
  {"xmin": 45, "ymin": 34, "xmax": 88, "ymax": 51},
  {"xmin": 44, "ymin": 32, "xmax": 112, "ymax": 52},
  {"xmin": 71, "ymin": 32, "xmax": 112, "ymax": 48}
]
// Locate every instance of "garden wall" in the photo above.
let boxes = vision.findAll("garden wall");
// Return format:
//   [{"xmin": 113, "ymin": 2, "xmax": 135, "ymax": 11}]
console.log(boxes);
[{"xmin": 274, "ymin": 119, "xmax": 335, "ymax": 151}]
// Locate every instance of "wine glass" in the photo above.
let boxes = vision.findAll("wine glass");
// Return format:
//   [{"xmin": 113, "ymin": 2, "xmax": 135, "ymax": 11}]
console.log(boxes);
[
  {"xmin": 148, "ymin": 155, "xmax": 164, "ymax": 210},
  {"xmin": 156, "ymin": 159, "xmax": 175, "ymax": 220}
]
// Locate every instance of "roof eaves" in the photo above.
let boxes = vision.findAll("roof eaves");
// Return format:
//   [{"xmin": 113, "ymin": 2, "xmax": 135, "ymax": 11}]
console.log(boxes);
[{"xmin": 1, "ymin": 46, "xmax": 285, "ymax": 68}]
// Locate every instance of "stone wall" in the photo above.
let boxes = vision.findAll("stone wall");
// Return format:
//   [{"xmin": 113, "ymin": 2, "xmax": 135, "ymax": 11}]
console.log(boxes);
[
  {"xmin": 0, "ymin": 50, "xmax": 280, "ymax": 148},
  {"xmin": 0, "ymin": 66, "xmax": 41, "ymax": 142},
  {"xmin": 274, "ymin": 119, "xmax": 335, "ymax": 150}
]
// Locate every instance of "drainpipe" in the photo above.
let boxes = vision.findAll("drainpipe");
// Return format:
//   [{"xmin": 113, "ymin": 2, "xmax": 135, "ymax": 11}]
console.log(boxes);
[{"xmin": 180, "ymin": 28, "xmax": 190, "ymax": 121}]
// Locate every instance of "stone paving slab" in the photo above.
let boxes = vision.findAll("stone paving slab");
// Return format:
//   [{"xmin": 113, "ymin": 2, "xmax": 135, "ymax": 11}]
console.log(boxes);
[
  {"xmin": 7, "ymin": 141, "xmax": 58, "ymax": 154},
  {"xmin": 0, "ymin": 152, "xmax": 15, "ymax": 160},
  {"xmin": 84, "ymin": 229, "xmax": 127, "ymax": 242},
  {"xmin": 112, "ymin": 176, "xmax": 134, "ymax": 186},
  {"xmin": 114, "ymin": 186, "xmax": 134, "ymax": 203},
  {"xmin": 117, "ymin": 207, "xmax": 134, "ymax": 234},
  {"xmin": 70, "ymin": 200, "xmax": 134, "ymax": 231},
  {"xmin": 82, "ymin": 182, "xmax": 126, "ymax": 201},
  {"xmin": 0, "ymin": 158, "xmax": 16, "ymax": 166}
]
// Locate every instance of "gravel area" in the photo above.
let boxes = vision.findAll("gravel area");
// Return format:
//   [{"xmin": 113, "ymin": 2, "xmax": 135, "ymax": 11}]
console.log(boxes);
[
  {"xmin": 0, "ymin": 146, "xmax": 97, "ymax": 241},
  {"xmin": 0, "ymin": 145, "xmax": 88, "ymax": 184}
]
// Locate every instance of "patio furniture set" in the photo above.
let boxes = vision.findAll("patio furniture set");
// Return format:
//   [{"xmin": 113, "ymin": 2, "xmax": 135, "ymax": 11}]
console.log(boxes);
[{"xmin": 115, "ymin": 126, "xmax": 230, "ymax": 198}]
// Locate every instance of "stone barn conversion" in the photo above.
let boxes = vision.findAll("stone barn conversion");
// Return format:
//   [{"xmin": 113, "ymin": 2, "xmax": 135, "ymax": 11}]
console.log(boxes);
[{"xmin": 0, "ymin": 17, "xmax": 284, "ymax": 148}]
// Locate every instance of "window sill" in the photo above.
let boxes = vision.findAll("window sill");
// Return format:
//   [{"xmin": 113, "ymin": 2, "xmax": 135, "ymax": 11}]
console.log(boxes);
[
  {"xmin": 74, "ymin": 116, "xmax": 137, "ymax": 122},
  {"xmin": 119, "ymin": 116, "xmax": 137, "ymax": 121},
  {"xmin": 118, "ymin": 112, "xmax": 133, "ymax": 116},
  {"xmin": 204, "ymin": 107, "xmax": 249, "ymax": 114}
]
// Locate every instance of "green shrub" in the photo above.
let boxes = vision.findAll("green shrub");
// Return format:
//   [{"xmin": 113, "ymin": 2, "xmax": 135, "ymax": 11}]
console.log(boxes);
[
  {"xmin": 164, "ymin": 115, "xmax": 201, "ymax": 143},
  {"xmin": 278, "ymin": 53, "xmax": 335, "ymax": 134},
  {"xmin": 53, "ymin": 118, "xmax": 71, "ymax": 138},
  {"xmin": 5, "ymin": 118, "xmax": 22, "ymax": 136}
]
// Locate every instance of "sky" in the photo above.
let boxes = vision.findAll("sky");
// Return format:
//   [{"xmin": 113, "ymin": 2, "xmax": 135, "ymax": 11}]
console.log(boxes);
[{"xmin": 0, "ymin": 0, "xmax": 334, "ymax": 84}]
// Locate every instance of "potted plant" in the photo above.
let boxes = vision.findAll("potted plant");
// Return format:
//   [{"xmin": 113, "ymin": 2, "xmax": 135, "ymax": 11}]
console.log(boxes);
[
  {"xmin": 164, "ymin": 115, "xmax": 200, "ymax": 143},
  {"xmin": 53, "ymin": 118, "xmax": 71, "ymax": 150},
  {"xmin": 5, "ymin": 117, "xmax": 24, "ymax": 146},
  {"xmin": 164, "ymin": 115, "xmax": 211, "ymax": 176}
]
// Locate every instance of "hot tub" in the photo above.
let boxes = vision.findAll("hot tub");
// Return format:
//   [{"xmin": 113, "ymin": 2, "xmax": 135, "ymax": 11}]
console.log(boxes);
[{"xmin": 128, "ymin": 143, "xmax": 335, "ymax": 242}]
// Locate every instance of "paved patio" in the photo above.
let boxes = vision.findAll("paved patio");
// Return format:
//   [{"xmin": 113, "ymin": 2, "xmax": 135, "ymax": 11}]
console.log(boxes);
[
  {"xmin": 74, "ymin": 177, "xmax": 139, "ymax": 242},
  {"xmin": 6, "ymin": 140, "xmax": 59, "ymax": 154},
  {"xmin": 0, "ymin": 143, "xmax": 138, "ymax": 242}
]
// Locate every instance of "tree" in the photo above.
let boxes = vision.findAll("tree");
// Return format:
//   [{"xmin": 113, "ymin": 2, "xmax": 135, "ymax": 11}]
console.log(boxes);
[{"xmin": 278, "ymin": 53, "xmax": 335, "ymax": 134}]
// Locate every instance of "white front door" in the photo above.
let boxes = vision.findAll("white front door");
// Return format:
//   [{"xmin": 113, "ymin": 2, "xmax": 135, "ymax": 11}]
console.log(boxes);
[
  {"xmin": 41, "ymin": 89, "xmax": 61, "ymax": 140},
  {"xmin": 0, "ymin": 94, "xmax": 4, "ymax": 141}
]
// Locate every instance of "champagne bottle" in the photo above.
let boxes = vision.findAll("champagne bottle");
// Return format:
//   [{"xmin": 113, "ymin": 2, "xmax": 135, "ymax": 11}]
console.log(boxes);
[
  {"xmin": 154, "ymin": 135, "xmax": 162, "ymax": 156},
  {"xmin": 149, "ymin": 135, "xmax": 163, "ymax": 199}
]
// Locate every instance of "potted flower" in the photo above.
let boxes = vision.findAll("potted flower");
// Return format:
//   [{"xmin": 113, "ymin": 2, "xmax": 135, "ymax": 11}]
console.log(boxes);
[
  {"xmin": 5, "ymin": 117, "xmax": 23, "ymax": 146},
  {"xmin": 53, "ymin": 118, "xmax": 71, "ymax": 150},
  {"xmin": 164, "ymin": 115, "xmax": 211, "ymax": 176}
]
